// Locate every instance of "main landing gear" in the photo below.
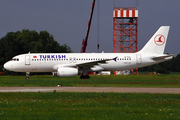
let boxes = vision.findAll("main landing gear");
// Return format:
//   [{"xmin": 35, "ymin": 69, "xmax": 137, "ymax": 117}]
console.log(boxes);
[
  {"xmin": 80, "ymin": 74, "xmax": 90, "ymax": 79},
  {"xmin": 26, "ymin": 72, "xmax": 30, "ymax": 80}
]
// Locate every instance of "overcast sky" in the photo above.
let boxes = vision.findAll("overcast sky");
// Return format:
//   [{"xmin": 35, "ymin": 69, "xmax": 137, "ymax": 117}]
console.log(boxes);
[{"xmin": 0, "ymin": 0, "xmax": 179, "ymax": 55}]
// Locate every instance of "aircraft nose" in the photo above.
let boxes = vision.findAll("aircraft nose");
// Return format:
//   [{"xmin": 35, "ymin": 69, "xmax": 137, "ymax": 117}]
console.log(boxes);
[{"xmin": 3, "ymin": 62, "xmax": 11, "ymax": 70}]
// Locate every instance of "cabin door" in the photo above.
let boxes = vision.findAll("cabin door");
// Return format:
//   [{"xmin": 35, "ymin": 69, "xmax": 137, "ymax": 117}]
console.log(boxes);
[
  {"xmin": 136, "ymin": 54, "xmax": 142, "ymax": 64},
  {"xmin": 25, "ymin": 55, "xmax": 30, "ymax": 65}
]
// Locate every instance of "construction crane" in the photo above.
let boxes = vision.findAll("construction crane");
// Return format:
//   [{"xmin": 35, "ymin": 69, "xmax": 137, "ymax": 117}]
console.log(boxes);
[{"xmin": 80, "ymin": 0, "xmax": 95, "ymax": 53}]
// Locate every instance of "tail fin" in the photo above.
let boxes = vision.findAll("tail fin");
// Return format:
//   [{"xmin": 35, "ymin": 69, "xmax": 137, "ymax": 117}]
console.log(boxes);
[{"xmin": 139, "ymin": 26, "xmax": 170, "ymax": 54}]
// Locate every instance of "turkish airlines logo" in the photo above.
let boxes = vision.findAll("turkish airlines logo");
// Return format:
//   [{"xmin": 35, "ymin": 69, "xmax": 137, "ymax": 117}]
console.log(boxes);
[{"xmin": 154, "ymin": 34, "xmax": 165, "ymax": 46}]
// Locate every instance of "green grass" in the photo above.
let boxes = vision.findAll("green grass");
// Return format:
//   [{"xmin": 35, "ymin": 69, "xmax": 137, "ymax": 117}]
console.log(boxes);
[
  {"xmin": 0, "ymin": 74, "xmax": 180, "ymax": 87},
  {"xmin": 0, "ymin": 75, "xmax": 180, "ymax": 119},
  {"xmin": 0, "ymin": 92, "xmax": 179, "ymax": 120}
]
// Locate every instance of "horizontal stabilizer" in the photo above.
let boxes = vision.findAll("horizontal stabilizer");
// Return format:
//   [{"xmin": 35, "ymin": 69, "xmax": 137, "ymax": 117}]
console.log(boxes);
[{"xmin": 151, "ymin": 54, "xmax": 173, "ymax": 61}]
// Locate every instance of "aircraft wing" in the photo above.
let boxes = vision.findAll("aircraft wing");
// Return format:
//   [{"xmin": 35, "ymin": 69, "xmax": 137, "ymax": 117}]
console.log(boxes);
[
  {"xmin": 76, "ymin": 59, "xmax": 108, "ymax": 69},
  {"xmin": 75, "ymin": 57, "xmax": 117, "ymax": 69},
  {"xmin": 151, "ymin": 54, "xmax": 173, "ymax": 61},
  {"xmin": 53, "ymin": 57, "xmax": 117, "ymax": 70}
]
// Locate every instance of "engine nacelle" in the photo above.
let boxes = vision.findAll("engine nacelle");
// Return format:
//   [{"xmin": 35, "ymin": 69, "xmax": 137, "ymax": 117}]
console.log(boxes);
[{"xmin": 53, "ymin": 67, "xmax": 82, "ymax": 77}]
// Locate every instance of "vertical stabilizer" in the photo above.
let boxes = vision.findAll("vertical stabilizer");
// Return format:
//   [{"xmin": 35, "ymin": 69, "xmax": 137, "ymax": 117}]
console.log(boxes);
[{"xmin": 139, "ymin": 26, "xmax": 170, "ymax": 54}]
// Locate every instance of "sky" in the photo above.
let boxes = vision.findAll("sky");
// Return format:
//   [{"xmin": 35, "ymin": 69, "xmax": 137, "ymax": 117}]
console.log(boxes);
[{"xmin": 0, "ymin": 0, "xmax": 180, "ymax": 55}]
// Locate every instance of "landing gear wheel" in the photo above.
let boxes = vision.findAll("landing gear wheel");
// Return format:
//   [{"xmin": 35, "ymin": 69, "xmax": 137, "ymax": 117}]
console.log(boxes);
[
  {"xmin": 80, "ymin": 74, "xmax": 90, "ymax": 79},
  {"xmin": 26, "ymin": 72, "xmax": 30, "ymax": 80},
  {"xmin": 85, "ymin": 75, "xmax": 90, "ymax": 79}
]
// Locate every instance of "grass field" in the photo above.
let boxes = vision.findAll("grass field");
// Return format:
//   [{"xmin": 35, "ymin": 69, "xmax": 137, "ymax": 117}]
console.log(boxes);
[
  {"xmin": 0, "ymin": 74, "xmax": 180, "ymax": 87},
  {"xmin": 0, "ymin": 74, "xmax": 180, "ymax": 119},
  {"xmin": 0, "ymin": 92, "xmax": 180, "ymax": 120}
]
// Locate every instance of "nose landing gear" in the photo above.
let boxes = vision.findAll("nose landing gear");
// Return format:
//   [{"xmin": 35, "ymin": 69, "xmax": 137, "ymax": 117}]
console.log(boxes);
[{"xmin": 26, "ymin": 72, "xmax": 30, "ymax": 79}]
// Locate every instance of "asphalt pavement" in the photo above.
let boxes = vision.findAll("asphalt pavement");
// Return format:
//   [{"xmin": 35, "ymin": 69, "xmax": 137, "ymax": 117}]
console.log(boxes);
[{"xmin": 0, "ymin": 87, "xmax": 179, "ymax": 94}]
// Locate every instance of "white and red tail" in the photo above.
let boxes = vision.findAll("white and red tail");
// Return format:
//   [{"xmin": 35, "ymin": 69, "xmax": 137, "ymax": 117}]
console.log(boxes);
[{"xmin": 139, "ymin": 26, "xmax": 170, "ymax": 54}]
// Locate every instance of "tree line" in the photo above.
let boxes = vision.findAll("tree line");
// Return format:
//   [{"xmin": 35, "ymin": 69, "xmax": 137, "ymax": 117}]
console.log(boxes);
[{"xmin": 0, "ymin": 29, "xmax": 72, "ymax": 73}]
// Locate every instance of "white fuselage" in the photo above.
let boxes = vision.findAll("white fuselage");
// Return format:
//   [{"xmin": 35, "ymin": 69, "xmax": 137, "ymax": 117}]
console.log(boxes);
[{"xmin": 4, "ymin": 52, "xmax": 168, "ymax": 73}]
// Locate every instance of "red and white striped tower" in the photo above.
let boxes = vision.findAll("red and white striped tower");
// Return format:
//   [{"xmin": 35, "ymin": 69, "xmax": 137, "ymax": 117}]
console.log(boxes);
[{"xmin": 113, "ymin": 7, "xmax": 138, "ymax": 75}]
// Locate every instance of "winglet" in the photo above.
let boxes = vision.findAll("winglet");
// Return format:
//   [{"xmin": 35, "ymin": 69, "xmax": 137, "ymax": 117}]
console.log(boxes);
[{"xmin": 113, "ymin": 57, "xmax": 118, "ymax": 62}]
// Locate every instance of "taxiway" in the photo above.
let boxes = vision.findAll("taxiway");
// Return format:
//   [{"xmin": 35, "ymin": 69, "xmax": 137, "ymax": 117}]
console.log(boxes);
[{"xmin": 0, "ymin": 87, "xmax": 179, "ymax": 94}]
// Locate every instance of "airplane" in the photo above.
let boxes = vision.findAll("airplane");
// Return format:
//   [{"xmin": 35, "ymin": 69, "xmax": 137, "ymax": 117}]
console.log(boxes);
[{"xmin": 3, "ymin": 26, "xmax": 173, "ymax": 79}]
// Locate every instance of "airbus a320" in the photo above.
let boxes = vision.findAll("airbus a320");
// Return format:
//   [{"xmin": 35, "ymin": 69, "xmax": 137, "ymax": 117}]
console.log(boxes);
[{"xmin": 4, "ymin": 26, "xmax": 173, "ymax": 79}]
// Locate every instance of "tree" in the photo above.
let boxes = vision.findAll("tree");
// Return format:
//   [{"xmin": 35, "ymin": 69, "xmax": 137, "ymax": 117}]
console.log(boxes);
[
  {"xmin": 0, "ymin": 29, "xmax": 72, "ymax": 72},
  {"xmin": 168, "ymin": 54, "xmax": 180, "ymax": 72}
]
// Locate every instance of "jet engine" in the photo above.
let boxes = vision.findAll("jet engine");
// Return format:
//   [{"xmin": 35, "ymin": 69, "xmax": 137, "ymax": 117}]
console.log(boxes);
[{"xmin": 53, "ymin": 67, "xmax": 82, "ymax": 77}]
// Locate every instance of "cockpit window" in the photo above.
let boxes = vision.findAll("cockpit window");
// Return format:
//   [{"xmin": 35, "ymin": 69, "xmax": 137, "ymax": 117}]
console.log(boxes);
[{"xmin": 11, "ymin": 58, "xmax": 19, "ymax": 61}]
